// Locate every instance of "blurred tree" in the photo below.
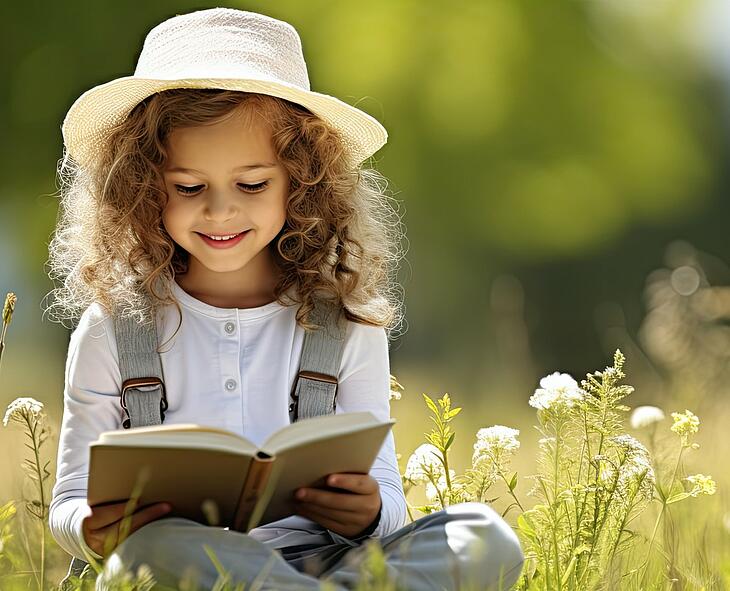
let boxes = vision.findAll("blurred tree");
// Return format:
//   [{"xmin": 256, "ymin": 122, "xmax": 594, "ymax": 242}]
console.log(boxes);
[{"xmin": 1, "ymin": 0, "xmax": 728, "ymax": 397}]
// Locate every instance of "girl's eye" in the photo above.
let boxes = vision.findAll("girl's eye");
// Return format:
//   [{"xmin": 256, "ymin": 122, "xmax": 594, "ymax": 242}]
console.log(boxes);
[
  {"xmin": 175, "ymin": 184, "xmax": 204, "ymax": 195},
  {"xmin": 174, "ymin": 181, "xmax": 269, "ymax": 196},
  {"xmin": 239, "ymin": 181, "xmax": 269, "ymax": 192}
]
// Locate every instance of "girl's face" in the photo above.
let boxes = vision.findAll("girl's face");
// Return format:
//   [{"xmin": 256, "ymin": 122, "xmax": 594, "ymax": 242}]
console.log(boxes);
[{"xmin": 161, "ymin": 107, "xmax": 289, "ymax": 304}]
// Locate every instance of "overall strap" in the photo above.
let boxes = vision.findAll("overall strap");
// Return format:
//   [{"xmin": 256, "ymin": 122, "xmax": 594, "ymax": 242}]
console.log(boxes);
[
  {"xmin": 289, "ymin": 298, "xmax": 347, "ymax": 422},
  {"xmin": 113, "ymin": 313, "xmax": 167, "ymax": 429}
]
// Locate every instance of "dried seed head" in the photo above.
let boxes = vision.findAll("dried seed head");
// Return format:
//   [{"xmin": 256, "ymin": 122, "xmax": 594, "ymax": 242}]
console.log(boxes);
[{"xmin": 2, "ymin": 293, "xmax": 16, "ymax": 326}]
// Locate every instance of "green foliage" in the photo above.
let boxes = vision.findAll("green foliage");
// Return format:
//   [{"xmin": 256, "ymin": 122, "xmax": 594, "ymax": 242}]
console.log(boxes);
[
  {"xmin": 400, "ymin": 351, "xmax": 718, "ymax": 590},
  {"xmin": 515, "ymin": 351, "xmax": 656, "ymax": 590}
]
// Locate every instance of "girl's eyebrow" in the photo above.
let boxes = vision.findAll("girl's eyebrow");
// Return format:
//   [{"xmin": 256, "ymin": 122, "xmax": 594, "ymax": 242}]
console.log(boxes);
[{"xmin": 165, "ymin": 163, "xmax": 277, "ymax": 174}]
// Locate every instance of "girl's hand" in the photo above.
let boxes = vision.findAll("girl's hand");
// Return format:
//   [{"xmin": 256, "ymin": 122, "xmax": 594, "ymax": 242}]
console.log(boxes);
[
  {"xmin": 294, "ymin": 473, "xmax": 381, "ymax": 538},
  {"xmin": 82, "ymin": 500, "xmax": 173, "ymax": 558}
]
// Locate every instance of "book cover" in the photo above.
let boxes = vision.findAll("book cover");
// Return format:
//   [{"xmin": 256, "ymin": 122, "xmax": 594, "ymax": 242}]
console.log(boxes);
[{"xmin": 87, "ymin": 411, "xmax": 394, "ymax": 531}]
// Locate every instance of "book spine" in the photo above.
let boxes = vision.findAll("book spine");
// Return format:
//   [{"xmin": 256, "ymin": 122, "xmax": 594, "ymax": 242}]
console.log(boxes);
[{"xmin": 233, "ymin": 454, "xmax": 274, "ymax": 532}]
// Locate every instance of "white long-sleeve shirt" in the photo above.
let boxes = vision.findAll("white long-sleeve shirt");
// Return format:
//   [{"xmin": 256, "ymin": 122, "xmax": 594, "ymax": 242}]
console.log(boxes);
[{"xmin": 49, "ymin": 280, "xmax": 407, "ymax": 561}]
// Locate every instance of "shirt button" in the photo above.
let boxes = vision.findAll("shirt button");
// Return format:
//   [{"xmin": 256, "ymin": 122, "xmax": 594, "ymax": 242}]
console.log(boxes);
[
  {"xmin": 225, "ymin": 379, "xmax": 237, "ymax": 391},
  {"xmin": 224, "ymin": 321, "xmax": 235, "ymax": 335}
]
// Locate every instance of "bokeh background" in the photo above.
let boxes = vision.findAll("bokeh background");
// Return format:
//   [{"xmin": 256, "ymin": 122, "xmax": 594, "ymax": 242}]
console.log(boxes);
[{"xmin": 2, "ymin": 0, "xmax": 730, "ymax": 576}]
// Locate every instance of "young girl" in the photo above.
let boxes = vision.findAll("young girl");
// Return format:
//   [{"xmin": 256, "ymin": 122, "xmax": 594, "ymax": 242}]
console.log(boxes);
[{"xmin": 47, "ymin": 7, "xmax": 523, "ymax": 590}]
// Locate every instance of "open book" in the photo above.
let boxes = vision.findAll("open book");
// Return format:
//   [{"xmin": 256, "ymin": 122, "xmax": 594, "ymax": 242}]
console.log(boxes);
[{"xmin": 87, "ymin": 412, "xmax": 394, "ymax": 532}]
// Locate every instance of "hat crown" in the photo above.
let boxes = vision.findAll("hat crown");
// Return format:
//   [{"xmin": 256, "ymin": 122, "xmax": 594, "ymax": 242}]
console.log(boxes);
[{"xmin": 133, "ymin": 8, "xmax": 310, "ymax": 90}]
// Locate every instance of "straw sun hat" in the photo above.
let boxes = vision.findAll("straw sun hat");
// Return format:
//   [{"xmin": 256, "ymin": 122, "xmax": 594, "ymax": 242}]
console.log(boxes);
[{"xmin": 62, "ymin": 7, "xmax": 388, "ymax": 168}]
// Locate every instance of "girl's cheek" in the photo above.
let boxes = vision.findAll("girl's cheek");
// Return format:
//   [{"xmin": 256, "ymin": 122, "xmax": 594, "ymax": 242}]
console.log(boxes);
[
  {"xmin": 161, "ymin": 198, "xmax": 186, "ymax": 223},
  {"xmin": 160, "ymin": 208, "xmax": 182, "ymax": 240}
]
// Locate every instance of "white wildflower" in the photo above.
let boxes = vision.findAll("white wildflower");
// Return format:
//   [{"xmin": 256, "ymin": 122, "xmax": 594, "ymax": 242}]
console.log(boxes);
[
  {"xmin": 611, "ymin": 435, "xmax": 655, "ymax": 503},
  {"xmin": 404, "ymin": 443, "xmax": 444, "ymax": 485},
  {"xmin": 612, "ymin": 434, "xmax": 650, "ymax": 457},
  {"xmin": 3, "ymin": 397, "xmax": 45, "ymax": 428},
  {"xmin": 472, "ymin": 425, "xmax": 520, "ymax": 470},
  {"xmin": 686, "ymin": 474, "xmax": 716, "ymax": 497},
  {"xmin": 473, "ymin": 426, "xmax": 520, "ymax": 457},
  {"xmin": 529, "ymin": 372, "xmax": 584, "ymax": 411},
  {"xmin": 630, "ymin": 405, "xmax": 665, "ymax": 429}
]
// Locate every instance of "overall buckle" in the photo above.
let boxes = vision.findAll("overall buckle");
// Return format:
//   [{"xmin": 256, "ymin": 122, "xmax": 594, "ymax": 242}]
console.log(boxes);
[
  {"xmin": 289, "ymin": 371, "xmax": 338, "ymax": 420},
  {"xmin": 120, "ymin": 377, "xmax": 167, "ymax": 429}
]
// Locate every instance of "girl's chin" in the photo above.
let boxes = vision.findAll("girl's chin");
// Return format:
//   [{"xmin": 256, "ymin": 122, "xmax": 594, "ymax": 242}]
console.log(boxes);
[
  {"xmin": 197, "ymin": 260, "xmax": 252, "ymax": 272},
  {"xmin": 187, "ymin": 251, "xmax": 258, "ymax": 274}
]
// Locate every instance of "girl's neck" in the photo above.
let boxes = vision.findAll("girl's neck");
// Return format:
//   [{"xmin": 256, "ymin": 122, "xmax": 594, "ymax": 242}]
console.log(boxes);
[{"xmin": 175, "ymin": 256, "xmax": 282, "ymax": 310}]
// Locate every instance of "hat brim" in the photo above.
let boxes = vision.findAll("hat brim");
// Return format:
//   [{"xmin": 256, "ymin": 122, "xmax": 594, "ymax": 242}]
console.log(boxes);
[{"xmin": 62, "ymin": 76, "xmax": 387, "ymax": 168}]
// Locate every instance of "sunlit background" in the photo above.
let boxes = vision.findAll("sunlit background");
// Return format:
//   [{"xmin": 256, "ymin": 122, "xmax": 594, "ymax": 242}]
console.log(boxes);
[{"xmin": 2, "ymin": 0, "xmax": 730, "ymax": 571}]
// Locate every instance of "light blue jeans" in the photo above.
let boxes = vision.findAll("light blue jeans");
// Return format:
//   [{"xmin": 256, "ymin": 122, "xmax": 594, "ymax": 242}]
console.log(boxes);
[{"xmin": 96, "ymin": 502, "xmax": 524, "ymax": 590}]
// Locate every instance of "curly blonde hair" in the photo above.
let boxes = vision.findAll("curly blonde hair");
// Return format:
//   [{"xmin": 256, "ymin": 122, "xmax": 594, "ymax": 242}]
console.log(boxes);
[{"xmin": 45, "ymin": 89, "xmax": 406, "ymax": 340}]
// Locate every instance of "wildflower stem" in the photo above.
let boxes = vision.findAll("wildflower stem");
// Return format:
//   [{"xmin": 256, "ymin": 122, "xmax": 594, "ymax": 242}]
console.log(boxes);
[
  {"xmin": 26, "ymin": 414, "xmax": 46, "ymax": 591},
  {"xmin": 427, "ymin": 471, "xmax": 446, "ymax": 510},
  {"xmin": 606, "ymin": 475, "xmax": 643, "ymax": 572},
  {"xmin": 550, "ymin": 504, "xmax": 562, "ymax": 590},
  {"xmin": 584, "ymin": 456, "xmax": 626, "ymax": 587},
  {"xmin": 0, "ymin": 325, "xmax": 7, "ymax": 374},
  {"xmin": 570, "ymin": 409, "xmax": 592, "ymax": 585},
  {"xmin": 641, "ymin": 444, "xmax": 684, "ymax": 586},
  {"xmin": 442, "ymin": 447, "xmax": 452, "ymax": 492},
  {"xmin": 553, "ymin": 426, "xmax": 560, "ymax": 506},
  {"xmin": 549, "ymin": 427, "xmax": 563, "ymax": 590},
  {"xmin": 33, "ymin": 435, "xmax": 46, "ymax": 591},
  {"xmin": 582, "ymin": 390, "xmax": 611, "ymax": 583}
]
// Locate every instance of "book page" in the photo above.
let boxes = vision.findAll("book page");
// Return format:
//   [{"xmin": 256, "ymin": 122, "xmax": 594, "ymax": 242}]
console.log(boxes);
[
  {"xmin": 96, "ymin": 423, "xmax": 258, "ymax": 456},
  {"xmin": 261, "ymin": 411, "xmax": 391, "ymax": 455}
]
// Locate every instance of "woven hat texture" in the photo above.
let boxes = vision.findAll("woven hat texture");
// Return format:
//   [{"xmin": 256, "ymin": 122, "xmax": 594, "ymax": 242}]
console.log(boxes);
[{"xmin": 62, "ymin": 7, "xmax": 387, "ymax": 168}]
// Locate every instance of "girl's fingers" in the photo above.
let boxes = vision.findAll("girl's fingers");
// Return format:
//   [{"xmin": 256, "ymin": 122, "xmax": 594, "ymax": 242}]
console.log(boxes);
[
  {"xmin": 295, "ymin": 474, "xmax": 379, "ymax": 511},
  {"xmin": 295, "ymin": 487, "xmax": 365, "ymax": 512},
  {"xmin": 326, "ymin": 473, "xmax": 378, "ymax": 494},
  {"xmin": 294, "ymin": 501, "xmax": 367, "ymax": 526},
  {"xmin": 84, "ymin": 502, "xmax": 172, "ymax": 556},
  {"xmin": 83, "ymin": 501, "xmax": 133, "ymax": 529},
  {"xmin": 295, "ymin": 504, "xmax": 349, "ymax": 532},
  {"xmin": 85, "ymin": 500, "xmax": 168, "ymax": 529}
]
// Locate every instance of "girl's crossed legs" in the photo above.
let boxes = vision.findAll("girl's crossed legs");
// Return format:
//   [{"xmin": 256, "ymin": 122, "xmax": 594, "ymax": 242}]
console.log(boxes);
[{"xmin": 96, "ymin": 502, "xmax": 524, "ymax": 591}]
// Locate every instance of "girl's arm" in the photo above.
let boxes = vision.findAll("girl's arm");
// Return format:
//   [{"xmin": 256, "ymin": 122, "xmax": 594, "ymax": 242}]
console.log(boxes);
[
  {"xmin": 49, "ymin": 303, "xmax": 125, "ymax": 561},
  {"xmin": 324, "ymin": 320, "xmax": 408, "ymax": 538}
]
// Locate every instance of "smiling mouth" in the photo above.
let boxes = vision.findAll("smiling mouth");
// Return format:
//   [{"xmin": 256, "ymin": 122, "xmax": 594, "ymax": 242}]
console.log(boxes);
[
  {"xmin": 196, "ymin": 231, "xmax": 248, "ymax": 241},
  {"xmin": 195, "ymin": 230, "xmax": 250, "ymax": 248}
]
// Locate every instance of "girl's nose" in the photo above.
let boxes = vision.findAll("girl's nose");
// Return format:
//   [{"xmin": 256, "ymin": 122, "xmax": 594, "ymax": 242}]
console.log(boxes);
[{"xmin": 202, "ymin": 190, "xmax": 237, "ymax": 221}]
